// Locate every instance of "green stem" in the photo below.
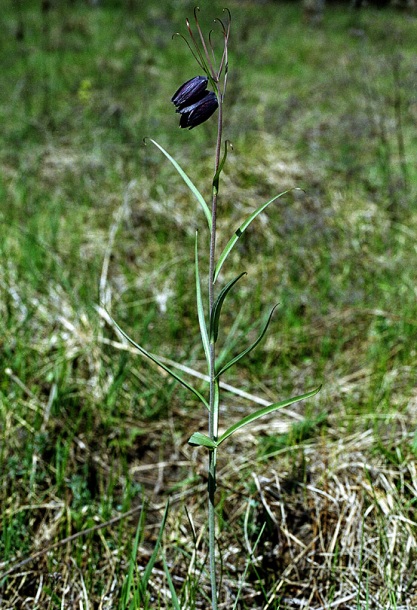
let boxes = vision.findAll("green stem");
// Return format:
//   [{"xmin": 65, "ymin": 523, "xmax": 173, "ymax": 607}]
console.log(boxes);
[
  {"xmin": 208, "ymin": 445, "xmax": 217, "ymax": 610},
  {"xmin": 208, "ymin": 91, "xmax": 223, "ymax": 610}
]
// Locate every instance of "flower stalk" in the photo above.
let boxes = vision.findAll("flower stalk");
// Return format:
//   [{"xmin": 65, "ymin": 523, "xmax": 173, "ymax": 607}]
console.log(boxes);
[
  {"xmin": 207, "ymin": 91, "xmax": 223, "ymax": 610},
  {"xmin": 171, "ymin": 9, "xmax": 230, "ymax": 608}
]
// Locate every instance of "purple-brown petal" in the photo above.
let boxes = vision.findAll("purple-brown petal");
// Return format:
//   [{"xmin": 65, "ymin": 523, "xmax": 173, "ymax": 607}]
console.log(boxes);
[
  {"xmin": 178, "ymin": 91, "xmax": 218, "ymax": 129},
  {"xmin": 171, "ymin": 76, "xmax": 208, "ymax": 110}
]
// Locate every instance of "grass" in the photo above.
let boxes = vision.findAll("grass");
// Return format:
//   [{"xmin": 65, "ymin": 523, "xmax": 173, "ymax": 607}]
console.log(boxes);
[{"xmin": 1, "ymin": 0, "xmax": 417, "ymax": 608}]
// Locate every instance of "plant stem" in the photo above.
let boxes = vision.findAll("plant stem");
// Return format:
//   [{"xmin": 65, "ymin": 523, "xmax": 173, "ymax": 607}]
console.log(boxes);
[
  {"xmin": 207, "ymin": 92, "xmax": 223, "ymax": 610},
  {"xmin": 208, "ymin": 442, "xmax": 218, "ymax": 610},
  {"xmin": 209, "ymin": 95, "xmax": 223, "ymax": 311}
]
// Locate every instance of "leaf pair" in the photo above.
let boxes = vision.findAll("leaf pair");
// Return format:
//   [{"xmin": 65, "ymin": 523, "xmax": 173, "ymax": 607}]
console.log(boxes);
[
  {"xmin": 195, "ymin": 241, "xmax": 248, "ymax": 372},
  {"xmin": 148, "ymin": 138, "xmax": 291, "ymax": 280},
  {"xmin": 196, "ymin": 243, "xmax": 278, "ymax": 380}
]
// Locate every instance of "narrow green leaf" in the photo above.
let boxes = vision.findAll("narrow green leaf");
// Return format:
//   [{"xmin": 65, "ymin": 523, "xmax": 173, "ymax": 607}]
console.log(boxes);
[
  {"xmin": 161, "ymin": 555, "xmax": 181, "ymax": 610},
  {"xmin": 140, "ymin": 502, "xmax": 169, "ymax": 592},
  {"xmin": 214, "ymin": 189, "xmax": 292, "ymax": 282},
  {"xmin": 148, "ymin": 138, "xmax": 212, "ymax": 231},
  {"xmin": 188, "ymin": 432, "xmax": 218, "ymax": 449},
  {"xmin": 215, "ymin": 306, "xmax": 247, "ymax": 370},
  {"xmin": 215, "ymin": 305, "xmax": 278, "ymax": 379},
  {"xmin": 217, "ymin": 386, "xmax": 321, "ymax": 447},
  {"xmin": 210, "ymin": 271, "xmax": 246, "ymax": 343},
  {"xmin": 121, "ymin": 503, "xmax": 145, "ymax": 608},
  {"xmin": 108, "ymin": 314, "xmax": 209, "ymax": 410},
  {"xmin": 195, "ymin": 232, "xmax": 210, "ymax": 365}
]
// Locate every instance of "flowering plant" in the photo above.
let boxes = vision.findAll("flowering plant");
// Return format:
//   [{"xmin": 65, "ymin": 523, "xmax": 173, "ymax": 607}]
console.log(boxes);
[{"xmin": 111, "ymin": 8, "xmax": 320, "ymax": 608}]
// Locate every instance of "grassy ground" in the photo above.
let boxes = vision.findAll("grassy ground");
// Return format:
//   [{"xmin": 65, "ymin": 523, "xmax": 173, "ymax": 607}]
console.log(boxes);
[{"xmin": 1, "ymin": 0, "xmax": 417, "ymax": 608}]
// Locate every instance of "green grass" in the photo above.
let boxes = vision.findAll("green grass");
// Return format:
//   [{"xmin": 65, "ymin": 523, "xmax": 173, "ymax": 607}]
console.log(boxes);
[{"xmin": 1, "ymin": 1, "xmax": 417, "ymax": 608}]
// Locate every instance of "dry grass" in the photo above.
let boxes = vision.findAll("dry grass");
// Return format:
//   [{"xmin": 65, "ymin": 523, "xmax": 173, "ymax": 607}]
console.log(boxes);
[{"xmin": 2, "ymin": 400, "xmax": 416, "ymax": 608}]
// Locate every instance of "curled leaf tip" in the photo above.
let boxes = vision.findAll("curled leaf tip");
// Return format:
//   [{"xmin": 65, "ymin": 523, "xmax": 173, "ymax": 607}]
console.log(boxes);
[
  {"xmin": 142, "ymin": 136, "xmax": 149, "ymax": 145},
  {"xmin": 214, "ymin": 17, "xmax": 226, "ymax": 32}
]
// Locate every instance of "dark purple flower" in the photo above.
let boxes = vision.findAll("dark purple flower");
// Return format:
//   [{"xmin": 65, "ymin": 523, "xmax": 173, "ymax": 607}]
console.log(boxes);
[
  {"xmin": 171, "ymin": 76, "xmax": 208, "ymax": 110},
  {"xmin": 177, "ymin": 91, "xmax": 218, "ymax": 129},
  {"xmin": 172, "ymin": 76, "xmax": 218, "ymax": 129}
]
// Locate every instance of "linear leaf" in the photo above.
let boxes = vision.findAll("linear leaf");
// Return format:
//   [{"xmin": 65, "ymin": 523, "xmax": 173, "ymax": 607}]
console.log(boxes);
[
  {"xmin": 210, "ymin": 271, "xmax": 246, "ymax": 344},
  {"xmin": 149, "ymin": 138, "xmax": 212, "ymax": 231},
  {"xmin": 217, "ymin": 386, "xmax": 322, "ymax": 447},
  {"xmin": 188, "ymin": 432, "xmax": 218, "ymax": 449},
  {"xmin": 162, "ymin": 555, "xmax": 181, "ymax": 610},
  {"xmin": 215, "ymin": 306, "xmax": 247, "ymax": 370},
  {"xmin": 121, "ymin": 504, "xmax": 145, "ymax": 608},
  {"xmin": 108, "ymin": 314, "xmax": 209, "ymax": 410},
  {"xmin": 214, "ymin": 189, "xmax": 291, "ymax": 282},
  {"xmin": 215, "ymin": 305, "xmax": 277, "ymax": 379},
  {"xmin": 195, "ymin": 232, "xmax": 210, "ymax": 365},
  {"xmin": 140, "ymin": 502, "xmax": 169, "ymax": 593}
]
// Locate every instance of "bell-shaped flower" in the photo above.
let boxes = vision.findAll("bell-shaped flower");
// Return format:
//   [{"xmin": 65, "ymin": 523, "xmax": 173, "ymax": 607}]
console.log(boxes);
[
  {"xmin": 171, "ymin": 76, "xmax": 209, "ymax": 110},
  {"xmin": 177, "ymin": 91, "xmax": 218, "ymax": 130},
  {"xmin": 172, "ymin": 76, "xmax": 218, "ymax": 129}
]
